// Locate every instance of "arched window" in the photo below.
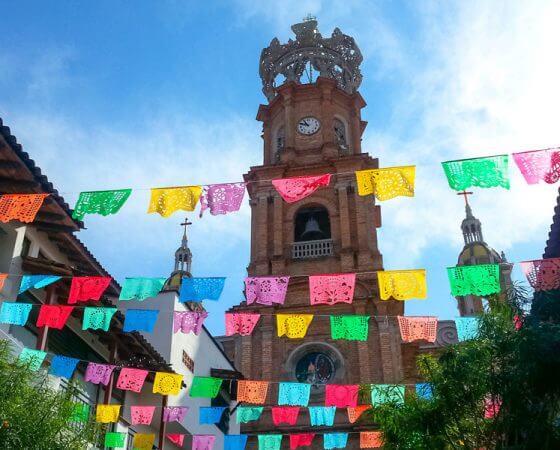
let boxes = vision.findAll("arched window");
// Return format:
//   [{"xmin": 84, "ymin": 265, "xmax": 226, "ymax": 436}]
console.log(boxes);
[
  {"xmin": 333, "ymin": 118, "xmax": 349, "ymax": 154},
  {"xmin": 294, "ymin": 206, "xmax": 331, "ymax": 242},
  {"xmin": 274, "ymin": 126, "xmax": 285, "ymax": 163}
]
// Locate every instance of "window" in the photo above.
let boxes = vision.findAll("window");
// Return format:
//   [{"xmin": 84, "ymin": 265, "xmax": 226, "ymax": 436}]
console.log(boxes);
[
  {"xmin": 274, "ymin": 126, "xmax": 285, "ymax": 162},
  {"xmin": 295, "ymin": 352, "xmax": 335, "ymax": 384},
  {"xmin": 333, "ymin": 118, "xmax": 349, "ymax": 154},
  {"xmin": 294, "ymin": 206, "xmax": 331, "ymax": 242},
  {"xmin": 21, "ymin": 236, "xmax": 31, "ymax": 257},
  {"xmin": 182, "ymin": 350, "xmax": 194, "ymax": 373}
]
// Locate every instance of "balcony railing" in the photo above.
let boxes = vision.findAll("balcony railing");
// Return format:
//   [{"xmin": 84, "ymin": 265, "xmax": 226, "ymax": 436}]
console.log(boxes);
[{"xmin": 292, "ymin": 239, "xmax": 334, "ymax": 259}]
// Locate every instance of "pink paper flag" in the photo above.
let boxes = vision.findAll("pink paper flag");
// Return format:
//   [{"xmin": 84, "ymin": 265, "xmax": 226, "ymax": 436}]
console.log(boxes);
[
  {"xmin": 309, "ymin": 273, "xmax": 356, "ymax": 305},
  {"xmin": 513, "ymin": 149, "xmax": 560, "ymax": 184},
  {"xmin": 193, "ymin": 435, "xmax": 216, "ymax": 450},
  {"xmin": 272, "ymin": 174, "xmax": 332, "ymax": 203},
  {"xmin": 245, "ymin": 276, "xmax": 290, "ymax": 305},
  {"xmin": 200, "ymin": 183, "xmax": 246, "ymax": 216},
  {"xmin": 131, "ymin": 406, "xmax": 155, "ymax": 425},
  {"xmin": 225, "ymin": 313, "xmax": 261, "ymax": 336},
  {"xmin": 290, "ymin": 433, "xmax": 315, "ymax": 450},
  {"xmin": 167, "ymin": 434, "xmax": 185, "ymax": 446},
  {"xmin": 85, "ymin": 362, "xmax": 116, "ymax": 385},
  {"xmin": 325, "ymin": 384, "xmax": 359, "ymax": 408},
  {"xmin": 163, "ymin": 406, "xmax": 188, "ymax": 423},
  {"xmin": 520, "ymin": 258, "xmax": 560, "ymax": 291},
  {"xmin": 484, "ymin": 396, "xmax": 502, "ymax": 419},
  {"xmin": 68, "ymin": 276, "xmax": 111, "ymax": 304},
  {"xmin": 173, "ymin": 311, "xmax": 208, "ymax": 334},
  {"xmin": 397, "ymin": 316, "xmax": 438, "ymax": 343},
  {"xmin": 271, "ymin": 406, "xmax": 300, "ymax": 425},
  {"xmin": 116, "ymin": 367, "xmax": 149, "ymax": 393}
]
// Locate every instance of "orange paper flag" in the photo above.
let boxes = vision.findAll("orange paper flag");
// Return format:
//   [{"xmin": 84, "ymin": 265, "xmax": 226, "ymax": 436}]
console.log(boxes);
[{"xmin": 0, "ymin": 193, "xmax": 49, "ymax": 223}]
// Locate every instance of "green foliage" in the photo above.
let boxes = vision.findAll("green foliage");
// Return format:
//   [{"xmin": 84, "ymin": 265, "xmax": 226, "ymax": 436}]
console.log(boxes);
[
  {"xmin": 373, "ymin": 284, "xmax": 560, "ymax": 449},
  {"xmin": 0, "ymin": 340, "xmax": 102, "ymax": 450}
]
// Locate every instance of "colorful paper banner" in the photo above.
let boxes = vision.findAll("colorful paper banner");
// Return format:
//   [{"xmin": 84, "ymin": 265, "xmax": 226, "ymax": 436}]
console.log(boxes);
[
  {"xmin": 309, "ymin": 273, "xmax": 356, "ymax": 305},
  {"xmin": 148, "ymin": 186, "xmax": 202, "ymax": 217},
  {"xmin": 330, "ymin": 315, "xmax": 369, "ymax": 341},
  {"xmin": 355, "ymin": 166, "xmax": 416, "ymax": 201},
  {"xmin": 378, "ymin": 269, "xmax": 427, "ymax": 301},
  {"xmin": 179, "ymin": 277, "xmax": 226, "ymax": 302},
  {"xmin": 442, "ymin": 155, "xmax": 510, "ymax": 190},
  {"xmin": 447, "ymin": 264, "xmax": 501, "ymax": 296},
  {"xmin": 72, "ymin": 189, "xmax": 132, "ymax": 220},
  {"xmin": 245, "ymin": 276, "xmax": 289, "ymax": 305},
  {"xmin": 272, "ymin": 174, "xmax": 331, "ymax": 203}
]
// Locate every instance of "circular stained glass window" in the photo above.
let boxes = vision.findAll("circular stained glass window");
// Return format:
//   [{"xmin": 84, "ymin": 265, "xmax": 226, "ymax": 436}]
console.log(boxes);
[{"xmin": 295, "ymin": 352, "xmax": 335, "ymax": 384}]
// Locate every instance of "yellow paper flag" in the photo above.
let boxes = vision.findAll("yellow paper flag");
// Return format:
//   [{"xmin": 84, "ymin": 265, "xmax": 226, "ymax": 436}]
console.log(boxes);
[
  {"xmin": 355, "ymin": 166, "xmax": 415, "ymax": 201},
  {"xmin": 377, "ymin": 269, "xmax": 427, "ymax": 300},
  {"xmin": 148, "ymin": 186, "xmax": 203, "ymax": 218},
  {"xmin": 96, "ymin": 404, "xmax": 121, "ymax": 423},
  {"xmin": 276, "ymin": 314, "xmax": 314, "ymax": 338},
  {"xmin": 133, "ymin": 433, "xmax": 155, "ymax": 450},
  {"xmin": 152, "ymin": 371, "xmax": 184, "ymax": 396}
]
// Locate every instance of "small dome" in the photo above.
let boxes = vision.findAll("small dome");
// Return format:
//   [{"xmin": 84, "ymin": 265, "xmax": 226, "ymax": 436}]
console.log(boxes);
[{"xmin": 458, "ymin": 242, "xmax": 502, "ymax": 266}]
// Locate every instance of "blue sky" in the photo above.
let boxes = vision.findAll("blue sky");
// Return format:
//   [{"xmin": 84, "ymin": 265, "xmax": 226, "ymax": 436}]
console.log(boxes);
[{"xmin": 1, "ymin": 1, "xmax": 559, "ymax": 334}]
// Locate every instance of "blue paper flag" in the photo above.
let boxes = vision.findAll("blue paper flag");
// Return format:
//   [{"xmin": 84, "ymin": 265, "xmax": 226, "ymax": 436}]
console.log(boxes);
[
  {"xmin": 309, "ymin": 406, "xmax": 336, "ymax": 426},
  {"xmin": 415, "ymin": 383, "xmax": 433, "ymax": 400},
  {"xmin": 50, "ymin": 355, "xmax": 80, "ymax": 379},
  {"xmin": 199, "ymin": 406, "xmax": 227, "ymax": 424},
  {"xmin": 455, "ymin": 317, "xmax": 480, "ymax": 341},
  {"xmin": 0, "ymin": 302, "xmax": 33, "ymax": 325},
  {"xmin": 225, "ymin": 435, "xmax": 248, "ymax": 450},
  {"xmin": 19, "ymin": 275, "xmax": 61, "ymax": 293},
  {"xmin": 278, "ymin": 382, "xmax": 311, "ymax": 406},
  {"xmin": 123, "ymin": 309, "xmax": 159, "ymax": 332},
  {"xmin": 179, "ymin": 277, "xmax": 226, "ymax": 302},
  {"xmin": 324, "ymin": 433, "xmax": 348, "ymax": 449}
]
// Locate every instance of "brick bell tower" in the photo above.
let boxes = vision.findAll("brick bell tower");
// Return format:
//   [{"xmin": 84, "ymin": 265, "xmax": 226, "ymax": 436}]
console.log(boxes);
[{"xmin": 222, "ymin": 18, "xmax": 408, "ymax": 447}]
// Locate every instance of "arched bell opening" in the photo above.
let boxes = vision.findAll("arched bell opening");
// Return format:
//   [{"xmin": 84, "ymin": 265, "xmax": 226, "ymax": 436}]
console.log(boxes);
[{"xmin": 294, "ymin": 206, "xmax": 331, "ymax": 242}]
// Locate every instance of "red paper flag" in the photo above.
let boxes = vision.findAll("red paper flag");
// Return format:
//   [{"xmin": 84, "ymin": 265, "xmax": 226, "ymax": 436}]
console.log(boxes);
[
  {"xmin": 167, "ymin": 434, "xmax": 185, "ymax": 446},
  {"xmin": 271, "ymin": 406, "xmax": 300, "ymax": 425},
  {"xmin": 325, "ymin": 384, "xmax": 359, "ymax": 407},
  {"xmin": 272, "ymin": 174, "xmax": 331, "ymax": 203},
  {"xmin": 290, "ymin": 433, "xmax": 315, "ymax": 450},
  {"xmin": 68, "ymin": 276, "xmax": 111, "ymax": 304},
  {"xmin": 36, "ymin": 305, "xmax": 74, "ymax": 329}
]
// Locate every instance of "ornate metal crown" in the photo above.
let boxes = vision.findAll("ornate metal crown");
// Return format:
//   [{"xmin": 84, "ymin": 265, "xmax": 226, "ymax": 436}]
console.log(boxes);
[{"xmin": 259, "ymin": 19, "xmax": 363, "ymax": 101}]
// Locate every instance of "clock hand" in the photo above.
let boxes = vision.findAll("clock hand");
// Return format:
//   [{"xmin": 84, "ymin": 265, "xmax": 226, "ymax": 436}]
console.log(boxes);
[{"xmin": 301, "ymin": 120, "xmax": 309, "ymax": 127}]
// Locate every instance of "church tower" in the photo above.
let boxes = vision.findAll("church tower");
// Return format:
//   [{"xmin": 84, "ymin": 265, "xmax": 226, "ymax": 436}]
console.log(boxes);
[{"xmin": 223, "ymin": 19, "xmax": 411, "ymax": 446}]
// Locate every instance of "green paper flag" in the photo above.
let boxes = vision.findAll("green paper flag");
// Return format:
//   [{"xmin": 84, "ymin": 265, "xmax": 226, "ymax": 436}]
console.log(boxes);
[
  {"xmin": 447, "ymin": 264, "xmax": 501, "ymax": 297},
  {"xmin": 82, "ymin": 307, "xmax": 117, "ymax": 331},
  {"xmin": 189, "ymin": 376, "xmax": 223, "ymax": 398},
  {"xmin": 119, "ymin": 277, "xmax": 167, "ymax": 301},
  {"xmin": 258, "ymin": 434, "xmax": 282, "ymax": 450},
  {"xmin": 330, "ymin": 315, "xmax": 370, "ymax": 341},
  {"xmin": 237, "ymin": 406, "xmax": 264, "ymax": 423},
  {"xmin": 105, "ymin": 432, "xmax": 126, "ymax": 448},
  {"xmin": 72, "ymin": 189, "xmax": 132, "ymax": 220},
  {"xmin": 371, "ymin": 384, "xmax": 405, "ymax": 406},
  {"xmin": 441, "ymin": 155, "xmax": 510, "ymax": 191},
  {"xmin": 18, "ymin": 348, "xmax": 47, "ymax": 371},
  {"xmin": 70, "ymin": 403, "xmax": 90, "ymax": 423}
]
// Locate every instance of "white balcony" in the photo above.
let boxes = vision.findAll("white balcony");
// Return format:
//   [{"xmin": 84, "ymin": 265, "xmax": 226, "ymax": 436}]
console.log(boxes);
[{"xmin": 292, "ymin": 239, "xmax": 334, "ymax": 259}]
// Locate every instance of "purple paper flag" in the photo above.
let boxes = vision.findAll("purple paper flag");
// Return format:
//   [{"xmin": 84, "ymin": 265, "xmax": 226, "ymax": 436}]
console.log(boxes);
[
  {"xmin": 200, "ymin": 183, "xmax": 246, "ymax": 216},
  {"xmin": 163, "ymin": 406, "xmax": 189, "ymax": 423},
  {"xmin": 245, "ymin": 276, "xmax": 290, "ymax": 306},
  {"xmin": 84, "ymin": 362, "xmax": 116, "ymax": 386},
  {"xmin": 173, "ymin": 311, "xmax": 208, "ymax": 335},
  {"xmin": 193, "ymin": 435, "xmax": 216, "ymax": 450}
]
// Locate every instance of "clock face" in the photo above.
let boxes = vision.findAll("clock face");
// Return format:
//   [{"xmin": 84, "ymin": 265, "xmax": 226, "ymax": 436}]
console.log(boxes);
[{"xmin": 297, "ymin": 116, "xmax": 321, "ymax": 135}]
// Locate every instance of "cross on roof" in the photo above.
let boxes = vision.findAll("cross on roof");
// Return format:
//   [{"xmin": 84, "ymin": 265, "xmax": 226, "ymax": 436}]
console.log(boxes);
[
  {"xmin": 180, "ymin": 218, "xmax": 192, "ymax": 238},
  {"xmin": 457, "ymin": 190, "xmax": 473, "ymax": 206}
]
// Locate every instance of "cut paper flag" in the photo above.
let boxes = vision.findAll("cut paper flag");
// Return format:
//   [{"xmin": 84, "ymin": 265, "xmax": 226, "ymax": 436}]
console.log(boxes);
[
  {"xmin": 272, "ymin": 174, "xmax": 332, "ymax": 203},
  {"xmin": 378, "ymin": 269, "xmax": 427, "ymax": 300},
  {"xmin": 167, "ymin": 434, "xmax": 186, "ymax": 447},
  {"xmin": 18, "ymin": 348, "xmax": 46, "ymax": 371},
  {"xmin": 245, "ymin": 276, "xmax": 290, "ymax": 305},
  {"xmin": 236, "ymin": 406, "xmax": 264, "ymax": 424},
  {"xmin": 123, "ymin": 309, "xmax": 159, "ymax": 333},
  {"xmin": 163, "ymin": 406, "xmax": 188, "ymax": 423},
  {"xmin": 371, "ymin": 384, "xmax": 405, "ymax": 406},
  {"xmin": 96, "ymin": 404, "xmax": 121, "ymax": 423},
  {"xmin": 290, "ymin": 434, "xmax": 315, "ymax": 450},
  {"xmin": 0, "ymin": 302, "xmax": 32, "ymax": 325},
  {"xmin": 68, "ymin": 276, "xmax": 112, "ymax": 304},
  {"xmin": 0, "ymin": 273, "xmax": 7, "ymax": 291},
  {"xmin": 330, "ymin": 315, "xmax": 369, "ymax": 341},
  {"xmin": 190, "ymin": 376, "xmax": 223, "ymax": 398},
  {"xmin": 70, "ymin": 403, "xmax": 90, "ymax": 423},
  {"xmin": 397, "ymin": 316, "xmax": 438, "ymax": 343},
  {"xmin": 225, "ymin": 313, "xmax": 261, "ymax": 336},
  {"xmin": 278, "ymin": 382, "xmax": 311, "ymax": 406},
  {"xmin": 82, "ymin": 307, "xmax": 117, "ymax": 331},
  {"xmin": 520, "ymin": 258, "xmax": 560, "ymax": 291},
  {"xmin": 49, "ymin": 355, "xmax": 79, "ymax": 379},
  {"xmin": 131, "ymin": 406, "xmax": 155, "ymax": 425},
  {"xmin": 193, "ymin": 435, "xmax": 216, "ymax": 450},
  {"xmin": 355, "ymin": 165, "xmax": 416, "ymax": 201},
  {"xmin": 416, "ymin": 383, "xmax": 433, "ymax": 400},
  {"xmin": 447, "ymin": 264, "xmax": 501, "ymax": 296},
  {"xmin": 237, "ymin": 380, "xmax": 269, "ymax": 404},
  {"xmin": 258, "ymin": 434, "xmax": 282, "ymax": 450},
  {"xmin": 225, "ymin": 435, "xmax": 249, "ymax": 450},
  {"xmin": 19, "ymin": 274, "xmax": 61, "ymax": 293},
  {"xmin": 309, "ymin": 273, "xmax": 356, "ymax": 305},
  {"xmin": 119, "ymin": 277, "xmax": 166, "ymax": 301},
  {"xmin": 271, "ymin": 406, "xmax": 300, "ymax": 425},
  {"xmin": 512, "ymin": 148, "xmax": 560, "ymax": 184},
  {"xmin": 148, "ymin": 186, "xmax": 203, "ymax": 218},
  {"xmin": 455, "ymin": 317, "xmax": 481, "ymax": 341},
  {"xmin": 153, "ymin": 371, "xmax": 183, "ymax": 396},
  {"xmin": 325, "ymin": 384, "xmax": 359, "ymax": 408},
  {"xmin": 276, "ymin": 314, "xmax": 314, "ymax": 338},
  {"xmin": 37, "ymin": 305, "xmax": 74, "ymax": 329},
  {"xmin": 132, "ymin": 433, "xmax": 155, "ymax": 450},
  {"xmin": 199, "ymin": 407, "xmax": 227, "ymax": 424},
  {"xmin": 105, "ymin": 432, "xmax": 126, "ymax": 448},
  {"xmin": 309, "ymin": 406, "xmax": 336, "ymax": 426},
  {"xmin": 116, "ymin": 367, "xmax": 149, "ymax": 393},
  {"xmin": 0, "ymin": 193, "xmax": 49, "ymax": 223},
  {"xmin": 442, "ymin": 155, "xmax": 510, "ymax": 190},
  {"xmin": 360, "ymin": 432, "xmax": 383, "ymax": 449},
  {"xmin": 173, "ymin": 311, "xmax": 208, "ymax": 335},
  {"xmin": 85, "ymin": 362, "xmax": 116, "ymax": 386},
  {"xmin": 347, "ymin": 405, "xmax": 370, "ymax": 424},
  {"xmin": 324, "ymin": 433, "xmax": 348, "ymax": 450},
  {"xmin": 200, "ymin": 182, "xmax": 246, "ymax": 216},
  {"xmin": 72, "ymin": 189, "xmax": 132, "ymax": 220},
  {"xmin": 484, "ymin": 396, "xmax": 502, "ymax": 419},
  {"xmin": 179, "ymin": 277, "xmax": 226, "ymax": 302}
]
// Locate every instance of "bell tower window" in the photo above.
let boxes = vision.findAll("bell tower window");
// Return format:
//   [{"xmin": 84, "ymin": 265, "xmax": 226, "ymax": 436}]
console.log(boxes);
[
  {"xmin": 274, "ymin": 126, "xmax": 285, "ymax": 162},
  {"xmin": 333, "ymin": 118, "xmax": 349, "ymax": 154},
  {"xmin": 294, "ymin": 206, "xmax": 331, "ymax": 242}
]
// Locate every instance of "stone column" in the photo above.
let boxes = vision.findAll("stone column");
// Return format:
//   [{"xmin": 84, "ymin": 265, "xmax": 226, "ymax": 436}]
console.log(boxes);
[
  {"xmin": 272, "ymin": 193, "xmax": 285, "ymax": 273},
  {"xmin": 337, "ymin": 184, "xmax": 354, "ymax": 271},
  {"xmin": 256, "ymin": 193, "xmax": 269, "ymax": 275}
]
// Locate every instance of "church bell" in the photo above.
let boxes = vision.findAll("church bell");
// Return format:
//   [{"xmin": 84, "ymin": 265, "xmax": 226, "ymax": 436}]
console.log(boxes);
[{"xmin": 301, "ymin": 216, "xmax": 325, "ymax": 240}]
